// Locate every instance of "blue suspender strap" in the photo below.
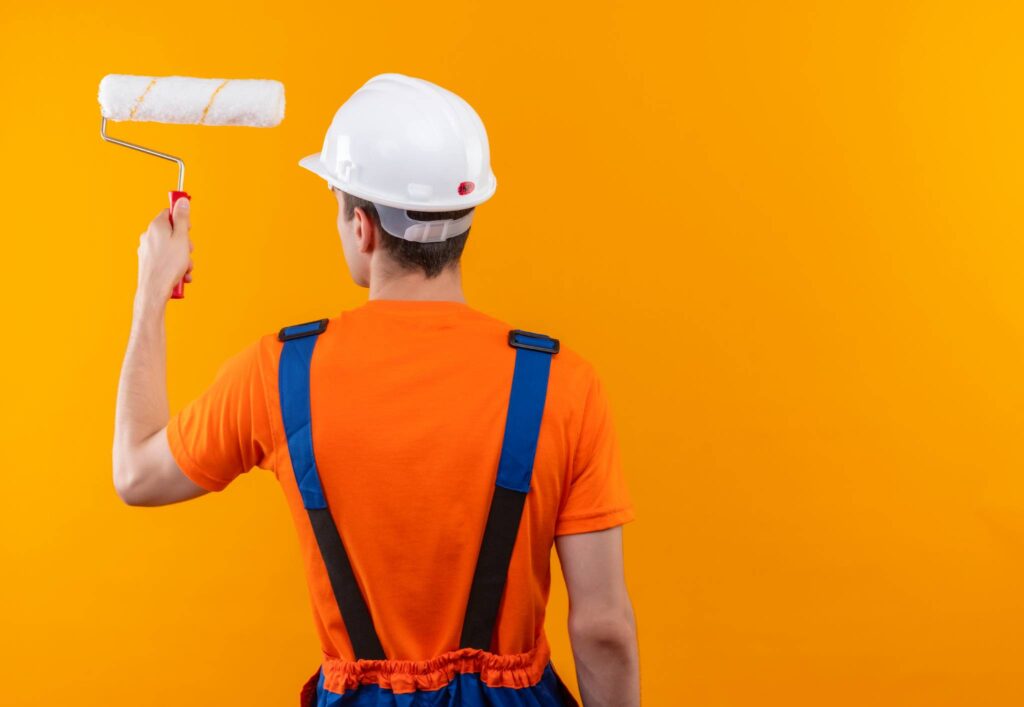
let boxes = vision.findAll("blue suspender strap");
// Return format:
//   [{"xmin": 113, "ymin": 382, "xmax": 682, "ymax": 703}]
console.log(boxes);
[
  {"xmin": 278, "ymin": 319, "xmax": 386, "ymax": 660},
  {"xmin": 460, "ymin": 329, "xmax": 559, "ymax": 650},
  {"xmin": 279, "ymin": 326, "xmax": 328, "ymax": 510},
  {"xmin": 495, "ymin": 331, "xmax": 561, "ymax": 492}
]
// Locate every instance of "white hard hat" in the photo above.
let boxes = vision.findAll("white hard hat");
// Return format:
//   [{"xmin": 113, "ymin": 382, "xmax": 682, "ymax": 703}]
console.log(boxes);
[{"xmin": 299, "ymin": 74, "xmax": 497, "ymax": 221}]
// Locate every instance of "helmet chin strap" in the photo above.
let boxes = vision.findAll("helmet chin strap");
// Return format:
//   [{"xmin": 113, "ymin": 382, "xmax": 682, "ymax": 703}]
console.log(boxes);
[{"xmin": 375, "ymin": 204, "xmax": 475, "ymax": 243}]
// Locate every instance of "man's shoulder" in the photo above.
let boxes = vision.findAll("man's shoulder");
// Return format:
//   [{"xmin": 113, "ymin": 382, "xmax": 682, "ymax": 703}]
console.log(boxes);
[
  {"xmin": 465, "ymin": 312, "xmax": 599, "ymax": 379},
  {"xmin": 259, "ymin": 308, "xmax": 598, "ymax": 378}
]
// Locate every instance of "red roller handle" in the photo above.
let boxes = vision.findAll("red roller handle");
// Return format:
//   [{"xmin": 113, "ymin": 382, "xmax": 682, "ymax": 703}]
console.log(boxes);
[{"xmin": 168, "ymin": 190, "xmax": 191, "ymax": 299}]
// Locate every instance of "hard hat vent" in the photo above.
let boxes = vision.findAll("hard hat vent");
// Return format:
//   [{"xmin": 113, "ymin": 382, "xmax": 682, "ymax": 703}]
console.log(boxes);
[{"xmin": 458, "ymin": 181, "xmax": 475, "ymax": 196}]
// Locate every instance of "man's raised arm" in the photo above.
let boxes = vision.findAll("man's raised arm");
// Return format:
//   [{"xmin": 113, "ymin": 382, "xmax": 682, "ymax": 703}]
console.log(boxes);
[{"xmin": 112, "ymin": 198, "xmax": 205, "ymax": 507}]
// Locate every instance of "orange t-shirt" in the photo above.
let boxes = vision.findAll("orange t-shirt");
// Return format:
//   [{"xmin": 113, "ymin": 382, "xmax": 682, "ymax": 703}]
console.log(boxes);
[{"xmin": 167, "ymin": 299, "xmax": 634, "ymax": 665}]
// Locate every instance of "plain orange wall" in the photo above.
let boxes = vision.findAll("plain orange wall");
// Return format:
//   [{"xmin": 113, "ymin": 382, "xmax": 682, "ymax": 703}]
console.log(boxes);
[{"xmin": 2, "ymin": 1, "xmax": 1024, "ymax": 705}]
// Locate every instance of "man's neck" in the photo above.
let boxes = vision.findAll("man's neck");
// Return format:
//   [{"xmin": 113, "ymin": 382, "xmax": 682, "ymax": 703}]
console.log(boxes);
[{"xmin": 367, "ymin": 266, "xmax": 466, "ymax": 303}]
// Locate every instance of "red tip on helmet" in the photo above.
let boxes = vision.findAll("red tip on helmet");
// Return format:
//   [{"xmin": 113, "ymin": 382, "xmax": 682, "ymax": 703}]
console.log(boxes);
[{"xmin": 458, "ymin": 181, "xmax": 475, "ymax": 196}]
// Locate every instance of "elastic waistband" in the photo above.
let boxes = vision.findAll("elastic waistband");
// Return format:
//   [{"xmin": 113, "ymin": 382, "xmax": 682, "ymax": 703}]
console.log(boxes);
[{"xmin": 320, "ymin": 633, "xmax": 552, "ymax": 695}]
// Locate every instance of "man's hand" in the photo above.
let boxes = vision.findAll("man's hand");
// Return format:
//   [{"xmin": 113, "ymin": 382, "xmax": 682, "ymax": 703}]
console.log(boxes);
[{"xmin": 136, "ymin": 198, "xmax": 193, "ymax": 308}]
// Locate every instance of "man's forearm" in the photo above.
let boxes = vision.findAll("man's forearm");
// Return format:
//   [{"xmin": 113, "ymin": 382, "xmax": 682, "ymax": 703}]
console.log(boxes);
[
  {"xmin": 570, "ymin": 610, "xmax": 641, "ymax": 707},
  {"xmin": 113, "ymin": 297, "xmax": 169, "ymax": 484}
]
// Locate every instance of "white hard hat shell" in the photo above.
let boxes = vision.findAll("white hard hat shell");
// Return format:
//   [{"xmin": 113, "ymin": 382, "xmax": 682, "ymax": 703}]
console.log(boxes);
[{"xmin": 299, "ymin": 73, "xmax": 497, "ymax": 212}]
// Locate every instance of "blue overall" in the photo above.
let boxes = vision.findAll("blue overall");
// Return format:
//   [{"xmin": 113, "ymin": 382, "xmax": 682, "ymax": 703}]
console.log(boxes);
[{"xmin": 277, "ymin": 321, "xmax": 578, "ymax": 707}]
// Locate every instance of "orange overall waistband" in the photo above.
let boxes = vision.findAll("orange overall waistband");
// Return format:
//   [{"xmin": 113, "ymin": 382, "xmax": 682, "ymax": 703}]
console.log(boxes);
[{"xmin": 320, "ymin": 632, "xmax": 552, "ymax": 695}]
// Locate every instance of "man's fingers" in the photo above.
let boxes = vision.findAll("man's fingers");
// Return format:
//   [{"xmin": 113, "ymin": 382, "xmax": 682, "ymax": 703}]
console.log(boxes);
[
  {"xmin": 148, "ymin": 208, "xmax": 171, "ymax": 238},
  {"xmin": 171, "ymin": 197, "xmax": 190, "ymax": 236}
]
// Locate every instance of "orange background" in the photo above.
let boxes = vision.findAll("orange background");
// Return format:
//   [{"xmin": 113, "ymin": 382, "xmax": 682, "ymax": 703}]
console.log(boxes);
[{"xmin": 2, "ymin": 1, "xmax": 1023, "ymax": 705}]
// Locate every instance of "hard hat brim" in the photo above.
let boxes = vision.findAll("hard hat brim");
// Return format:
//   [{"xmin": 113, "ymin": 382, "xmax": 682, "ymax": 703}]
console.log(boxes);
[{"xmin": 298, "ymin": 152, "xmax": 496, "ymax": 212}]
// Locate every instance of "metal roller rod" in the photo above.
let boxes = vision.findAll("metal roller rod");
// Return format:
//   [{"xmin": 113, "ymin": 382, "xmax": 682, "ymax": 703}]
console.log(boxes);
[{"xmin": 100, "ymin": 116, "xmax": 185, "ymax": 191}]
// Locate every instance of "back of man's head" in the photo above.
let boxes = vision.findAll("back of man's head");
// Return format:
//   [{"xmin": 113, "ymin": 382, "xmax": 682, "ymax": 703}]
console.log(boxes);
[
  {"xmin": 340, "ymin": 191, "xmax": 473, "ymax": 278},
  {"xmin": 300, "ymin": 74, "xmax": 496, "ymax": 281}
]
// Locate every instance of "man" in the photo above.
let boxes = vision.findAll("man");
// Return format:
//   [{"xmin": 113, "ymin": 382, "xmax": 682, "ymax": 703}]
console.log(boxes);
[{"xmin": 113, "ymin": 73, "xmax": 640, "ymax": 706}]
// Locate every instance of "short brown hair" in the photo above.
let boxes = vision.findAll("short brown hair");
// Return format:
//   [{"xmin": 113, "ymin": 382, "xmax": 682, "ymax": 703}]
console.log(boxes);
[{"xmin": 341, "ymin": 191, "xmax": 472, "ymax": 278}]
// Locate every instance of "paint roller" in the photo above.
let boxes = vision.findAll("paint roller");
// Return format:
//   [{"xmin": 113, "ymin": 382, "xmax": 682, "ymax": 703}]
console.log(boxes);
[{"xmin": 98, "ymin": 74, "xmax": 285, "ymax": 298}]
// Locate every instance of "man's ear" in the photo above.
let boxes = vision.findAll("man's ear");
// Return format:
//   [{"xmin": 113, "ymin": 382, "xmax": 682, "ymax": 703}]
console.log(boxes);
[{"xmin": 353, "ymin": 206, "xmax": 378, "ymax": 255}]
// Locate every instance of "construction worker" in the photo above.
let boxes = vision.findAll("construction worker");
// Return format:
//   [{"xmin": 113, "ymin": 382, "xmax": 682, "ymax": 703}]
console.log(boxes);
[{"xmin": 112, "ymin": 73, "xmax": 640, "ymax": 706}]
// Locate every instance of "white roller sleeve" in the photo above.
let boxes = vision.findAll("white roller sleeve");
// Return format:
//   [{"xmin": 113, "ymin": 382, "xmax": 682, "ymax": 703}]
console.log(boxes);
[{"xmin": 99, "ymin": 74, "xmax": 284, "ymax": 127}]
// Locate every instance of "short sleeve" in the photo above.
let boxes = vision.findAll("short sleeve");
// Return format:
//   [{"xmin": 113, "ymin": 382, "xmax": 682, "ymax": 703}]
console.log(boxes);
[
  {"xmin": 554, "ymin": 368, "xmax": 635, "ymax": 536},
  {"xmin": 166, "ymin": 340, "xmax": 274, "ymax": 492}
]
